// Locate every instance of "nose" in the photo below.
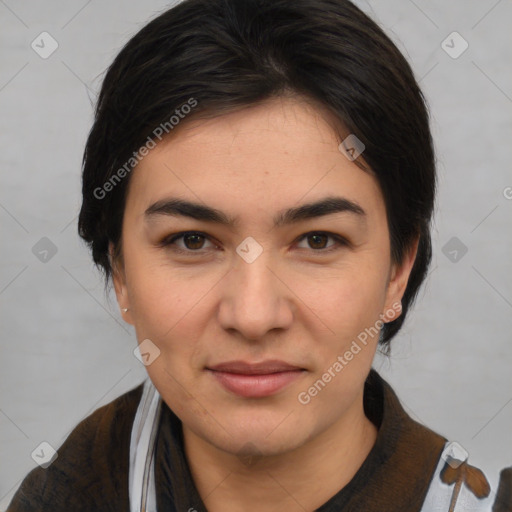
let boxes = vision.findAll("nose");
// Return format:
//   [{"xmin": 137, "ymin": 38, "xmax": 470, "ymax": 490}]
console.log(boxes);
[{"xmin": 217, "ymin": 247, "xmax": 294, "ymax": 341}]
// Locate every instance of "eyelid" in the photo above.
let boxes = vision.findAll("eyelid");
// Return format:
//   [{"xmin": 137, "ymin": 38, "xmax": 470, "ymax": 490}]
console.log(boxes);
[
  {"xmin": 159, "ymin": 231, "xmax": 219, "ymax": 252},
  {"xmin": 159, "ymin": 230, "xmax": 349, "ymax": 254},
  {"xmin": 294, "ymin": 232, "xmax": 349, "ymax": 252}
]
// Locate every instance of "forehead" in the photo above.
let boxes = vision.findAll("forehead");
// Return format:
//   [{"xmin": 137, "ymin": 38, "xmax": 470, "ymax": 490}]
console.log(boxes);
[{"xmin": 124, "ymin": 96, "xmax": 384, "ymax": 224}]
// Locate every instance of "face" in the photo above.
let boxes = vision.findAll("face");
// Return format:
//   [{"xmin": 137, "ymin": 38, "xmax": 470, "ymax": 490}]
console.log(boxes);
[{"xmin": 112, "ymin": 96, "xmax": 415, "ymax": 458}]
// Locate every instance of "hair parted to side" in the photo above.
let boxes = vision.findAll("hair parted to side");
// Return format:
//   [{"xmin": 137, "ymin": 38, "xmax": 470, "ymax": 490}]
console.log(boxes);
[{"xmin": 78, "ymin": 0, "xmax": 436, "ymax": 351}]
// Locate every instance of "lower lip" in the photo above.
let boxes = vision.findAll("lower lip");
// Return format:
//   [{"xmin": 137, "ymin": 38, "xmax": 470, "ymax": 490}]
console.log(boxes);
[{"xmin": 208, "ymin": 370, "xmax": 305, "ymax": 398}]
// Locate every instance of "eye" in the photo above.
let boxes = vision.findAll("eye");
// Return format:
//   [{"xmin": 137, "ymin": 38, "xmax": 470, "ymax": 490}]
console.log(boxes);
[
  {"xmin": 159, "ymin": 230, "xmax": 348, "ymax": 256},
  {"xmin": 160, "ymin": 231, "xmax": 218, "ymax": 253},
  {"xmin": 295, "ymin": 232, "xmax": 347, "ymax": 252}
]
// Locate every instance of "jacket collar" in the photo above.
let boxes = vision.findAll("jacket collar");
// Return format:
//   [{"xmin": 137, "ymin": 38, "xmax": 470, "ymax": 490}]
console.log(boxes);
[{"xmin": 154, "ymin": 369, "xmax": 447, "ymax": 511}]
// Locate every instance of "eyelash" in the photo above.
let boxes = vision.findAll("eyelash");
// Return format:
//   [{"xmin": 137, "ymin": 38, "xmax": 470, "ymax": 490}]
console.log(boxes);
[{"xmin": 159, "ymin": 230, "xmax": 348, "ymax": 255}]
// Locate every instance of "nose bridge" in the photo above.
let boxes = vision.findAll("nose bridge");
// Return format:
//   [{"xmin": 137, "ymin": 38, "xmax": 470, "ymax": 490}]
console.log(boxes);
[
  {"xmin": 218, "ymin": 241, "xmax": 293, "ymax": 339},
  {"xmin": 237, "ymin": 248, "xmax": 275, "ymax": 302}
]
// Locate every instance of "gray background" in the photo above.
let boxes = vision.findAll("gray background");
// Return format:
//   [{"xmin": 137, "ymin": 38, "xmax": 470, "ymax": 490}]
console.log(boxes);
[{"xmin": 1, "ymin": 0, "xmax": 511, "ymax": 507}]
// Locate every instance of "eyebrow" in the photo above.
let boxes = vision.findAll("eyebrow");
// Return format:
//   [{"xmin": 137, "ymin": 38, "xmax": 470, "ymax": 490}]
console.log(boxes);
[{"xmin": 144, "ymin": 196, "xmax": 366, "ymax": 228}]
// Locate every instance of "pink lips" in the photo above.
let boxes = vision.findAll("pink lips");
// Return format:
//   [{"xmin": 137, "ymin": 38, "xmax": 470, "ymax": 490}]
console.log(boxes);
[{"xmin": 207, "ymin": 360, "xmax": 305, "ymax": 398}]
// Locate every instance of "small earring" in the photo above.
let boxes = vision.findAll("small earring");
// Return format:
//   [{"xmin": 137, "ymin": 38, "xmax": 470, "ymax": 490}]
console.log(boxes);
[{"xmin": 122, "ymin": 308, "xmax": 129, "ymax": 313}]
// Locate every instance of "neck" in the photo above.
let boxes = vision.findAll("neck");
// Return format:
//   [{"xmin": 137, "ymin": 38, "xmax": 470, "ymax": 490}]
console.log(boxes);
[{"xmin": 183, "ymin": 391, "xmax": 378, "ymax": 512}]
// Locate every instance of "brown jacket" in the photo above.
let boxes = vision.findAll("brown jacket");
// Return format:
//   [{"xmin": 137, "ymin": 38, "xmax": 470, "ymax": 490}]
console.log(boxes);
[{"xmin": 7, "ymin": 369, "xmax": 511, "ymax": 511}]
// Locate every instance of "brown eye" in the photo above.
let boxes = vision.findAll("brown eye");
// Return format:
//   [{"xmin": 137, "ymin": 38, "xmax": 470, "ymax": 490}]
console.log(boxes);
[
  {"xmin": 182, "ymin": 233, "xmax": 206, "ymax": 250},
  {"xmin": 307, "ymin": 233, "xmax": 329, "ymax": 249},
  {"xmin": 296, "ymin": 232, "xmax": 345, "ymax": 252},
  {"xmin": 160, "ymin": 231, "xmax": 217, "ymax": 253}
]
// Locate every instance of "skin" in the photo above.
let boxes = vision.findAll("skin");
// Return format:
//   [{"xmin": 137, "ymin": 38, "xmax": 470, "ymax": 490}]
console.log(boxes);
[{"xmin": 112, "ymin": 95, "xmax": 417, "ymax": 511}]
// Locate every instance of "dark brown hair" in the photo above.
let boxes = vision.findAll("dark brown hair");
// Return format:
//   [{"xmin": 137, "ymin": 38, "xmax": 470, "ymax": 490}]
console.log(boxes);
[{"xmin": 78, "ymin": 0, "xmax": 436, "ymax": 349}]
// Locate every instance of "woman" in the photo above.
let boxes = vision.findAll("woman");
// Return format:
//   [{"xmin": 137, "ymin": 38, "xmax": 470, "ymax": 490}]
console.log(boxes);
[{"xmin": 8, "ymin": 0, "xmax": 511, "ymax": 510}]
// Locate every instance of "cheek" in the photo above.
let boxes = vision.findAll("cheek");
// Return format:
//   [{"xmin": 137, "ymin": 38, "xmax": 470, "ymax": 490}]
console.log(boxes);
[
  {"xmin": 122, "ymin": 239, "xmax": 215, "ymax": 332},
  {"xmin": 126, "ymin": 266, "xmax": 209, "ymax": 395},
  {"xmin": 292, "ymin": 258, "xmax": 389, "ymax": 328},
  {"xmin": 123, "ymin": 258, "xmax": 224, "ymax": 385},
  {"xmin": 128, "ymin": 274, "xmax": 207, "ymax": 340}
]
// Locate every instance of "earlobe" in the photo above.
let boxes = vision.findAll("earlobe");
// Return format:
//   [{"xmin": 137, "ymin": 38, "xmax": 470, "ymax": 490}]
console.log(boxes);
[
  {"xmin": 383, "ymin": 237, "xmax": 419, "ymax": 321},
  {"xmin": 109, "ymin": 242, "xmax": 133, "ymax": 323}
]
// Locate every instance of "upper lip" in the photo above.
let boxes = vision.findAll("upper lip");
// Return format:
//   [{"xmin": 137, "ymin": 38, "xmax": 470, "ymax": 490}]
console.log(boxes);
[{"xmin": 207, "ymin": 360, "xmax": 304, "ymax": 375}]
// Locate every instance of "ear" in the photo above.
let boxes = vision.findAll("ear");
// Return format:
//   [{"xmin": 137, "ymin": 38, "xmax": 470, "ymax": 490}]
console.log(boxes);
[
  {"xmin": 382, "ymin": 236, "xmax": 419, "ymax": 322},
  {"xmin": 110, "ymin": 242, "xmax": 134, "ymax": 325}
]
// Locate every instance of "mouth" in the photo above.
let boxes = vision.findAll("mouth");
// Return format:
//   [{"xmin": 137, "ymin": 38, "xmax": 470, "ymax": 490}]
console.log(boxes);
[{"xmin": 206, "ymin": 360, "xmax": 306, "ymax": 398}]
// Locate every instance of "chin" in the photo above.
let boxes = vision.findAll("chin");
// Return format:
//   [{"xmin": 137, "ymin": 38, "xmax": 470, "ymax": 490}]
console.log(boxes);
[{"xmin": 205, "ymin": 416, "xmax": 310, "ymax": 459}]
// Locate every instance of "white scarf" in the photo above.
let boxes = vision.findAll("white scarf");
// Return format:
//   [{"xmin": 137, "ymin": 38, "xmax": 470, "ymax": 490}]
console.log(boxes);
[
  {"xmin": 128, "ymin": 378, "xmax": 497, "ymax": 512},
  {"xmin": 129, "ymin": 378, "xmax": 161, "ymax": 512}
]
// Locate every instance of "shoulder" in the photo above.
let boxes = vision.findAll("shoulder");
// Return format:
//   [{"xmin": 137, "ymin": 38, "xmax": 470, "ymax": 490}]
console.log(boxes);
[
  {"xmin": 368, "ymin": 371, "xmax": 511, "ymax": 510},
  {"xmin": 421, "ymin": 441, "xmax": 512, "ymax": 511},
  {"xmin": 7, "ymin": 381, "xmax": 145, "ymax": 512}
]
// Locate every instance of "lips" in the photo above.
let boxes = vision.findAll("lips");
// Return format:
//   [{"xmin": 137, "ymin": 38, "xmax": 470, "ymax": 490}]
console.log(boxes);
[
  {"xmin": 206, "ymin": 360, "xmax": 306, "ymax": 398},
  {"xmin": 208, "ymin": 360, "xmax": 303, "ymax": 374}
]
